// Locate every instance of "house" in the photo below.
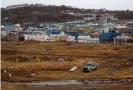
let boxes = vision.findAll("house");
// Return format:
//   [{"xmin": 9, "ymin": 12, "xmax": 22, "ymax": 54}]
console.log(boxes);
[
  {"xmin": 4, "ymin": 23, "xmax": 15, "ymax": 32},
  {"xmin": 127, "ymin": 22, "xmax": 133, "ymax": 29},
  {"xmin": 84, "ymin": 17, "xmax": 96, "ymax": 21},
  {"xmin": 23, "ymin": 22, "xmax": 36, "ymax": 28},
  {"xmin": 18, "ymin": 31, "xmax": 47, "ymax": 41}
]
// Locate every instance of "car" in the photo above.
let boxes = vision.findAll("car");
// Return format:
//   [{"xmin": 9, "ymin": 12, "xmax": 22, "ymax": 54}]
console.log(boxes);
[{"xmin": 83, "ymin": 62, "xmax": 99, "ymax": 72}]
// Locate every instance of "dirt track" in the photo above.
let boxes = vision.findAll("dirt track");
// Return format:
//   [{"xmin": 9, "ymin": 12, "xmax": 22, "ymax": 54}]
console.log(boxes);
[{"xmin": 1, "ymin": 84, "xmax": 133, "ymax": 90}]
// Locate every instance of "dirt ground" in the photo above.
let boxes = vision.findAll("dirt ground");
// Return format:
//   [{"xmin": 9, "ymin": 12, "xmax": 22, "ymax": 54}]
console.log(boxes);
[
  {"xmin": 1, "ymin": 41, "xmax": 133, "ymax": 82},
  {"xmin": 1, "ymin": 84, "xmax": 133, "ymax": 90}
]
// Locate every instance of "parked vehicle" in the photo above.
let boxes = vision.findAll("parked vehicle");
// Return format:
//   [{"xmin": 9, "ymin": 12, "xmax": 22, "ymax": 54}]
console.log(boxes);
[{"xmin": 83, "ymin": 62, "xmax": 99, "ymax": 72}]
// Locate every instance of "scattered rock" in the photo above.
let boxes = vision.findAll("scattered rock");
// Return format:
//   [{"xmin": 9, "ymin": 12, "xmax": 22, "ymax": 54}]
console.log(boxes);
[
  {"xmin": 1, "ymin": 69, "xmax": 8, "ymax": 73},
  {"xmin": 8, "ymin": 73, "xmax": 12, "ymax": 77},
  {"xmin": 57, "ymin": 57, "xmax": 65, "ymax": 62}
]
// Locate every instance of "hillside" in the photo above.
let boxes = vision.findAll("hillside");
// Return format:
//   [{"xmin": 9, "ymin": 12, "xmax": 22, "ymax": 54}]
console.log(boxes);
[
  {"xmin": 1, "ymin": 5, "xmax": 83, "ymax": 24},
  {"xmin": 2, "ymin": 5, "xmax": 133, "ymax": 24}
]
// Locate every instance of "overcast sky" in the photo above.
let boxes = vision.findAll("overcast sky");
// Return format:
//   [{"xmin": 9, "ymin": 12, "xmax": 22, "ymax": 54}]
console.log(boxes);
[{"xmin": 1, "ymin": 0, "xmax": 133, "ymax": 10}]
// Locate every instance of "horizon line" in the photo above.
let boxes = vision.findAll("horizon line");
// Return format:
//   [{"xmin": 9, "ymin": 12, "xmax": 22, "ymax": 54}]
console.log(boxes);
[{"xmin": 1, "ymin": 3, "xmax": 133, "ymax": 11}]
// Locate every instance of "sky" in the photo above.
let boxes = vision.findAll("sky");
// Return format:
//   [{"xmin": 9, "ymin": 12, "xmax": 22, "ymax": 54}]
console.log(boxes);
[{"xmin": 1, "ymin": 0, "xmax": 133, "ymax": 10}]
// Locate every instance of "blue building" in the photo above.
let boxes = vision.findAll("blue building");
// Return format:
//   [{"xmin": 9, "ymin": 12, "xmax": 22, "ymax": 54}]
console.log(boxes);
[
  {"xmin": 99, "ymin": 32, "xmax": 121, "ymax": 42},
  {"xmin": 47, "ymin": 28, "xmax": 60, "ymax": 35},
  {"xmin": 4, "ymin": 23, "xmax": 15, "ymax": 32}
]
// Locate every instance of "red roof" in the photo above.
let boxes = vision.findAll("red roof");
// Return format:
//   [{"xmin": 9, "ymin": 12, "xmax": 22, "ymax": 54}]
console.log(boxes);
[{"xmin": 120, "ymin": 24, "xmax": 127, "ymax": 26}]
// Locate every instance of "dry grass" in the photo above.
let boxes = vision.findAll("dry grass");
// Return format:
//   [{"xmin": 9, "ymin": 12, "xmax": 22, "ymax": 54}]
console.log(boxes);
[
  {"xmin": 1, "ymin": 41, "xmax": 133, "ymax": 81},
  {"xmin": 1, "ymin": 57, "xmax": 133, "ymax": 80},
  {"xmin": 1, "ymin": 58, "xmax": 96, "ymax": 71},
  {"xmin": 2, "ymin": 42, "xmax": 133, "ymax": 59}
]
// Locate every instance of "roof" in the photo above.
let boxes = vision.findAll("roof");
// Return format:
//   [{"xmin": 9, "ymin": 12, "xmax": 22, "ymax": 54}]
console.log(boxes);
[{"xmin": 87, "ymin": 62, "xmax": 95, "ymax": 64}]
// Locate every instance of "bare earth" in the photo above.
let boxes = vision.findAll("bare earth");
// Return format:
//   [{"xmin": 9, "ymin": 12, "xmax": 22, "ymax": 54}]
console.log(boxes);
[{"xmin": 1, "ymin": 84, "xmax": 133, "ymax": 90}]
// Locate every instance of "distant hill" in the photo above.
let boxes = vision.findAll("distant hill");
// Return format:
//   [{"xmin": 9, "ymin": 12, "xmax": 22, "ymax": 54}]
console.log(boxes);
[
  {"xmin": 1, "ymin": 5, "xmax": 133, "ymax": 24},
  {"xmin": 1, "ymin": 5, "xmax": 84, "ymax": 24},
  {"xmin": 114, "ymin": 11, "xmax": 133, "ymax": 20}
]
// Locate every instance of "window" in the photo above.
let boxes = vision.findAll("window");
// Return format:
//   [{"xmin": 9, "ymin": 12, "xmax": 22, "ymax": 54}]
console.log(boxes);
[{"xmin": 86, "ymin": 63, "xmax": 92, "ymax": 66}]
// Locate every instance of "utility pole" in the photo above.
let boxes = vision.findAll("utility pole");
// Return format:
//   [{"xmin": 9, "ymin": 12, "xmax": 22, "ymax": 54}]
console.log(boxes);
[
  {"xmin": 74, "ymin": 29, "xmax": 79, "ymax": 43},
  {"xmin": 114, "ymin": 37, "xmax": 116, "ymax": 44}
]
